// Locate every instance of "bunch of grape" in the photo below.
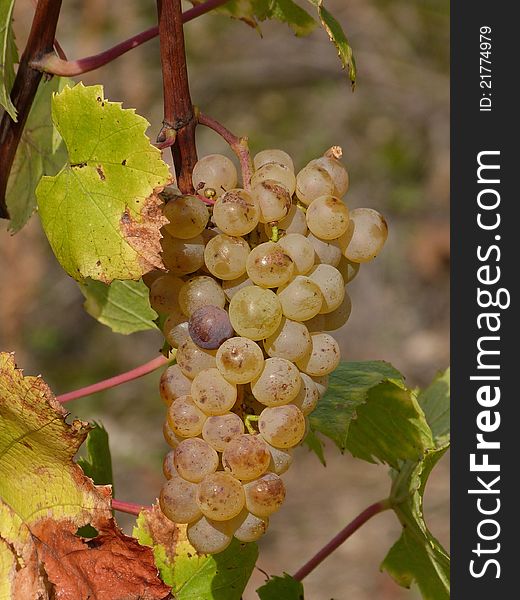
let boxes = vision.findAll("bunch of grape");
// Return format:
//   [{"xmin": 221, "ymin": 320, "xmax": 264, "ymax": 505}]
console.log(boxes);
[{"xmin": 147, "ymin": 147, "xmax": 387, "ymax": 554}]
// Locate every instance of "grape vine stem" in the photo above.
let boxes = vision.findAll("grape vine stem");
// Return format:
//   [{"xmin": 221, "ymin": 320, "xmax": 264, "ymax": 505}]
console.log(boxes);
[
  {"xmin": 29, "ymin": 0, "xmax": 229, "ymax": 77},
  {"xmin": 198, "ymin": 112, "xmax": 254, "ymax": 190},
  {"xmin": 56, "ymin": 355, "xmax": 169, "ymax": 404},
  {"xmin": 292, "ymin": 498, "xmax": 391, "ymax": 581},
  {"xmin": 112, "ymin": 499, "xmax": 149, "ymax": 516}
]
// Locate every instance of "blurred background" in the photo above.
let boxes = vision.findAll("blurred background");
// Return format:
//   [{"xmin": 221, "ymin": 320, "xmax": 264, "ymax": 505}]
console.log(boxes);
[{"xmin": 2, "ymin": 1, "xmax": 449, "ymax": 598}]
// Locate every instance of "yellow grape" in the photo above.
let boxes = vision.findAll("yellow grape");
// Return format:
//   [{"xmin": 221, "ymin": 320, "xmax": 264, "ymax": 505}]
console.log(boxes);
[
  {"xmin": 277, "ymin": 276, "xmax": 323, "ymax": 321},
  {"xmin": 167, "ymin": 395, "xmax": 207, "ymax": 437},
  {"xmin": 306, "ymin": 195, "xmax": 350, "ymax": 240},
  {"xmin": 179, "ymin": 275, "xmax": 226, "ymax": 317},
  {"xmin": 196, "ymin": 471, "xmax": 245, "ymax": 521},
  {"xmin": 228, "ymin": 286, "xmax": 282, "ymax": 340},
  {"xmin": 339, "ymin": 208, "xmax": 388, "ymax": 263},
  {"xmin": 253, "ymin": 149, "xmax": 294, "ymax": 172},
  {"xmin": 192, "ymin": 154, "xmax": 238, "ymax": 196},
  {"xmin": 213, "ymin": 189, "xmax": 259, "ymax": 236},
  {"xmin": 163, "ymin": 195, "xmax": 209, "ymax": 239},
  {"xmin": 246, "ymin": 241, "xmax": 294, "ymax": 288},
  {"xmin": 190, "ymin": 368, "xmax": 237, "ymax": 416},
  {"xmin": 161, "ymin": 232, "xmax": 205, "ymax": 275},
  {"xmin": 251, "ymin": 357, "xmax": 302, "ymax": 406},
  {"xmin": 216, "ymin": 336, "xmax": 265, "ymax": 384},
  {"xmin": 204, "ymin": 234, "xmax": 250, "ymax": 280},
  {"xmin": 296, "ymin": 332, "xmax": 341, "ymax": 376},
  {"xmin": 263, "ymin": 317, "xmax": 312, "ymax": 362}
]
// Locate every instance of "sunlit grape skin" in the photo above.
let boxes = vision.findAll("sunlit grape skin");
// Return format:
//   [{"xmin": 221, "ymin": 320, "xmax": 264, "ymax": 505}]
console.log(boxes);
[
  {"xmin": 174, "ymin": 438, "xmax": 219, "ymax": 483},
  {"xmin": 263, "ymin": 317, "xmax": 312, "ymax": 362},
  {"xmin": 179, "ymin": 276, "xmax": 226, "ymax": 317},
  {"xmin": 277, "ymin": 276, "xmax": 323, "ymax": 322},
  {"xmin": 216, "ymin": 336, "xmax": 265, "ymax": 384},
  {"xmin": 212, "ymin": 189, "xmax": 259, "ymax": 236},
  {"xmin": 296, "ymin": 332, "xmax": 341, "ymax": 376},
  {"xmin": 222, "ymin": 434, "xmax": 271, "ymax": 480},
  {"xmin": 306, "ymin": 195, "xmax": 350, "ymax": 240},
  {"xmin": 192, "ymin": 153, "xmax": 238, "ymax": 196},
  {"xmin": 159, "ymin": 364, "xmax": 192, "ymax": 406},
  {"xmin": 340, "ymin": 208, "xmax": 388, "ymax": 263},
  {"xmin": 202, "ymin": 413, "xmax": 245, "ymax": 452},
  {"xmin": 258, "ymin": 405, "xmax": 306, "ymax": 448},
  {"xmin": 167, "ymin": 395, "xmax": 207, "ymax": 438},
  {"xmin": 244, "ymin": 473, "xmax": 286, "ymax": 518},
  {"xmin": 160, "ymin": 476, "xmax": 202, "ymax": 524},
  {"xmin": 246, "ymin": 241, "xmax": 294, "ymax": 288},
  {"xmin": 228, "ymin": 286, "xmax": 282, "ymax": 340},
  {"xmin": 163, "ymin": 195, "xmax": 209, "ymax": 239},
  {"xmin": 190, "ymin": 368, "xmax": 237, "ymax": 416},
  {"xmin": 196, "ymin": 471, "xmax": 245, "ymax": 521},
  {"xmin": 187, "ymin": 516, "xmax": 234, "ymax": 554},
  {"xmin": 251, "ymin": 357, "xmax": 302, "ymax": 407},
  {"xmin": 204, "ymin": 234, "xmax": 250, "ymax": 280}
]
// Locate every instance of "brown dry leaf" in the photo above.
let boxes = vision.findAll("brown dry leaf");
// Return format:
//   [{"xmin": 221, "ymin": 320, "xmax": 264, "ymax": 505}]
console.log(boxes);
[{"xmin": 0, "ymin": 353, "xmax": 170, "ymax": 599}]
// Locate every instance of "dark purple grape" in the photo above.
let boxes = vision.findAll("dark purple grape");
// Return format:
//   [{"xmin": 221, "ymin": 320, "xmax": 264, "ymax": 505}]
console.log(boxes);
[{"xmin": 189, "ymin": 305, "xmax": 234, "ymax": 349}]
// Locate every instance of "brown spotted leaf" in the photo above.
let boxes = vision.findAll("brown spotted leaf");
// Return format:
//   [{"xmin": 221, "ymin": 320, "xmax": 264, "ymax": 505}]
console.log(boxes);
[
  {"xmin": 36, "ymin": 83, "xmax": 171, "ymax": 283},
  {"xmin": 0, "ymin": 353, "xmax": 169, "ymax": 599}
]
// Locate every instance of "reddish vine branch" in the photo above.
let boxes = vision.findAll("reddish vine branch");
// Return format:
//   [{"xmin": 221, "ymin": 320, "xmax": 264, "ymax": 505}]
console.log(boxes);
[
  {"xmin": 112, "ymin": 499, "xmax": 149, "ymax": 516},
  {"xmin": 0, "ymin": 0, "xmax": 63, "ymax": 219},
  {"xmin": 30, "ymin": 0, "xmax": 229, "ymax": 77},
  {"xmin": 293, "ymin": 499, "xmax": 391, "ymax": 581},
  {"xmin": 157, "ymin": 0, "xmax": 198, "ymax": 193},
  {"xmin": 198, "ymin": 112, "xmax": 253, "ymax": 190},
  {"xmin": 56, "ymin": 355, "xmax": 169, "ymax": 404}
]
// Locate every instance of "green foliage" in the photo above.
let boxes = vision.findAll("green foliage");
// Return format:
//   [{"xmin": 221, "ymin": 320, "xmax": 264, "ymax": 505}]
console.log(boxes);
[
  {"xmin": 6, "ymin": 77, "xmax": 70, "ymax": 232},
  {"xmin": 257, "ymin": 573, "xmax": 304, "ymax": 599},
  {"xmin": 306, "ymin": 0, "xmax": 356, "ymax": 85},
  {"xmin": 417, "ymin": 368, "xmax": 450, "ymax": 447},
  {"xmin": 134, "ymin": 510, "xmax": 258, "ymax": 600},
  {"xmin": 253, "ymin": 0, "xmax": 317, "ymax": 36},
  {"xmin": 77, "ymin": 422, "xmax": 114, "ymax": 488},
  {"xmin": 0, "ymin": 0, "xmax": 17, "ymax": 121},
  {"xmin": 80, "ymin": 278, "xmax": 159, "ymax": 334},
  {"xmin": 36, "ymin": 83, "xmax": 171, "ymax": 283}
]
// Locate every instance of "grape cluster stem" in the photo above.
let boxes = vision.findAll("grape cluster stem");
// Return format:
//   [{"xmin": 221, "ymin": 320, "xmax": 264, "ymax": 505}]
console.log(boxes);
[{"xmin": 56, "ymin": 355, "xmax": 169, "ymax": 404}]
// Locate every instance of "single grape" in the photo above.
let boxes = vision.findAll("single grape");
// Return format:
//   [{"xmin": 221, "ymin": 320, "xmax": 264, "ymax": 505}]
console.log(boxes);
[
  {"xmin": 196, "ymin": 471, "xmax": 245, "ymax": 521},
  {"xmin": 277, "ymin": 233, "xmax": 315, "ymax": 275},
  {"xmin": 258, "ymin": 405, "xmax": 306, "ymax": 448},
  {"xmin": 179, "ymin": 276, "xmax": 226, "ymax": 317},
  {"xmin": 163, "ymin": 195, "xmax": 209, "ymax": 239},
  {"xmin": 266, "ymin": 204, "xmax": 308, "ymax": 236},
  {"xmin": 339, "ymin": 208, "xmax": 388, "ymax": 263},
  {"xmin": 252, "ymin": 180, "xmax": 292, "ymax": 223},
  {"xmin": 149, "ymin": 274, "xmax": 184, "ymax": 315},
  {"xmin": 244, "ymin": 473, "xmax": 286, "ymax": 518},
  {"xmin": 204, "ymin": 234, "xmax": 250, "ymax": 280},
  {"xmin": 188, "ymin": 305, "xmax": 234, "ymax": 350},
  {"xmin": 202, "ymin": 413, "xmax": 245, "ymax": 452},
  {"xmin": 265, "ymin": 443, "xmax": 293, "ymax": 475},
  {"xmin": 142, "ymin": 269, "xmax": 164, "ymax": 289},
  {"xmin": 308, "ymin": 264, "xmax": 345, "ymax": 314},
  {"xmin": 190, "ymin": 368, "xmax": 237, "ymax": 415},
  {"xmin": 163, "ymin": 316, "xmax": 190, "ymax": 349},
  {"xmin": 174, "ymin": 438, "xmax": 219, "ymax": 483},
  {"xmin": 222, "ymin": 434, "xmax": 271, "ymax": 480},
  {"xmin": 251, "ymin": 163, "xmax": 296, "ymax": 196},
  {"xmin": 228, "ymin": 286, "xmax": 282, "ymax": 340},
  {"xmin": 306, "ymin": 195, "xmax": 350, "ymax": 240},
  {"xmin": 308, "ymin": 155, "xmax": 349, "ymax": 197},
  {"xmin": 337, "ymin": 256, "xmax": 360, "ymax": 284},
  {"xmin": 277, "ymin": 276, "xmax": 323, "ymax": 321},
  {"xmin": 216, "ymin": 337, "xmax": 265, "ymax": 384},
  {"xmin": 246, "ymin": 241, "xmax": 294, "ymax": 288},
  {"xmin": 296, "ymin": 332, "xmax": 340, "ymax": 376},
  {"xmin": 161, "ymin": 232, "xmax": 205, "ymax": 275},
  {"xmin": 307, "ymin": 233, "xmax": 342, "ymax": 267},
  {"xmin": 230, "ymin": 509, "xmax": 269, "ymax": 543},
  {"xmin": 159, "ymin": 364, "xmax": 193, "ymax": 406},
  {"xmin": 163, "ymin": 449, "xmax": 176, "ymax": 479},
  {"xmin": 251, "ymin": 357, "xmax": 302, "ymax": 406},
  {"xmin": 192, "ymin": 154, "xmax": 238, "ymax": 196},
  {"xmin": 312, "ymin": 375, "xmax": 329, "ymax": 398},
  {"xmin": 187, "ymin": 516, "xmax": 234, "ymax": 554},
  {"xmin": 176, "ymin": 338, "xmax": 217, "ymax": 379},
  {"xmin": 263, "ymin": 317, "xmax": 312, "ymax": 362},
  {"xmin": 163, "ymin": 420, "xmax": 187, "ymax": 448},
  {"xmin": 222, "ymin": 273, "xmax": 253, "ymax": 301},
  {"xmin": 295, "ymin": 164, "xmax": 335, "ymax": 206},
  {"xmin": 253, "ymin": 149, "xmax": 294, "ymax": 172},
  {"xmin": 291, "ymin": 373, "xmax": 319, "ymax": 416},
  {"xmin": 322, "ymin": 292, "xmax": 352, "ymax": 330},
  {"xmin": 160, "ymin": 476, "xmax": 202, "ymax": 524},
  {"xmin": 167, "ymin": 395, "xmax": 207, "ymax": 437},
  {"xmin": 212, "ymin": 189, "xmax": 260, "ymax": 236}
]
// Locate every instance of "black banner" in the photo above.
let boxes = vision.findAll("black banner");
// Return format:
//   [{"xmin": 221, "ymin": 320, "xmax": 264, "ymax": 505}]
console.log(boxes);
[{"xmin": 451, "ymin": 3, "xmax": 516, "ymax": 597}]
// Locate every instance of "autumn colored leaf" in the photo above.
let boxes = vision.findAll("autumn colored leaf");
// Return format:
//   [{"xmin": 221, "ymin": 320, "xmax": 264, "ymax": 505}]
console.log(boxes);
[{"xmin": 0, "ymin": 353, "xmax": 170, "ymax": 599}]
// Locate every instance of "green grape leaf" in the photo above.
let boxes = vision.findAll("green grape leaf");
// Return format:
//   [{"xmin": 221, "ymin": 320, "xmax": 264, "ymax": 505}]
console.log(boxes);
[
  {"xmin": 0, "ymin": 353, "xmax": 171, "ymax": 598},
  {"xmin": 382, "ymin": 446, "xmax": 450, "ymax": 600},
  {"xmin": 309, "ymin": 362, "xmax": 433, "ymax": 468},
  {"xmin": 257, "ymin": 573, "xmax": 305, "ymax": 599},
  {"xmin": 0, "ymin": 0, "xmax": 17, "ymax": 120},
  {"xmin": 191, "ymin": 1, "xmax": 316, "ymax": 36},
  {"xmin": 6, "ymin": 77, "xmax": 70, "ymax": 232},
  {"xmin": 253, "ymin": 0, "xmax": 317, "ymax": 37},
  {"xmin": 36, "ymin": 83, "xmax": 171, "ymax": 283},
  {"xmin": 77, "ymin": 422, "xmax": 114, "ymax": 488},
  {"xmin": 134, "ymin": 504, "xmax": 258, "ymax": 599},
  {"xmin": 306, "ymin": 0, "xmax": 357, "ymax": 86},
  {"xmin": 80, "ymin": 278, "xmax": 159, "ymax": 334},
  {"xmin": 417, "ymin": 368, "xmax": 450, "ymax": 447}
]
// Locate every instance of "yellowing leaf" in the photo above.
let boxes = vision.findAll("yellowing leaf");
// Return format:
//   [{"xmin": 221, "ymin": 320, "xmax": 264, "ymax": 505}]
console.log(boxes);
[
  {"xmin": 0, "ymin": 353, "xmax": 169, "ymax": 599},
  {"xmin": 36, "ymin": 83, "xmax": 171, "ymax": 283}
]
